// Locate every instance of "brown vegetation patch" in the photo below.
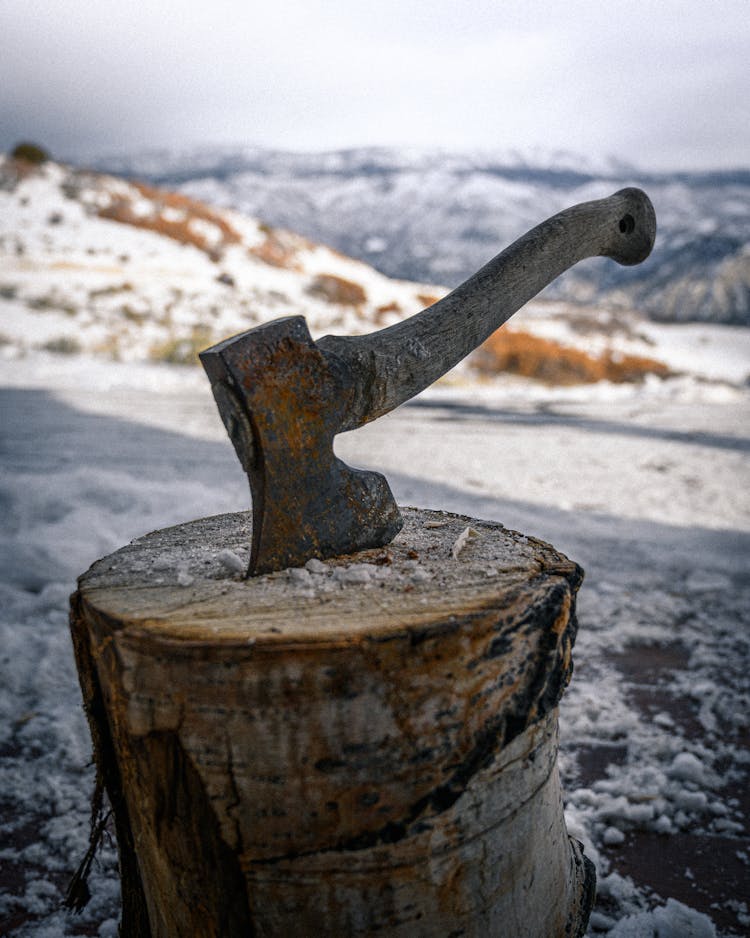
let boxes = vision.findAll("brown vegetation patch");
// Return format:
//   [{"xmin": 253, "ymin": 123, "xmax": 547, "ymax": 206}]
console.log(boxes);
[
  {"xmin": 41, "ymin": 336, "xmax": 82, "ymax": 355},
  {"xmin": 149, "ymin": 325, "xmax": 214, "ymax": 365},
  {"xmin": 0, "ymin": 144, "xmax": 49, "ymax": 191},
  {"xmin": 1, "ymin": 157, "xmax": 40, "ymax": 189},
  {"xmin": 417, "ymin": 293, "xmax": 443, "ymax": 309},
  {"xmin": 92, "ymin": 334, "xmax": 122, "ymax": 361},
  {"xmin": 248, "ymin": 229, "xmax": 301, "ymax": 270},
  {"xmin": 307, "ymin": 273, "xmax": 367, "ymax": 306},
  {"xmin": 374, "ymin": 301, "xmax": 402, "ymax": 324},
  {"xmin": 97, "ymin": 181, "xmax": 241, "ymax": 259},
  {"xmin": 11, "ymin": 142, "xmax": 49, "ymax": 164},
  {"xmin": 89, "ymin": 282, "xmax": 133, "ymax": 299},
  {"xmin": 472, "ymin": 328, "xmax": 673, "ymax": 385},
  {"xmin": 120, "ymin": 305, "xmax": 148, "ymax": 325}
]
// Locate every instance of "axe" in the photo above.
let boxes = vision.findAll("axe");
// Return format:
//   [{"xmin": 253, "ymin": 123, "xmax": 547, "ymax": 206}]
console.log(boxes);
[{"xmin": 200, "ymin": 187, "xmax": 656, "ymax": 575}]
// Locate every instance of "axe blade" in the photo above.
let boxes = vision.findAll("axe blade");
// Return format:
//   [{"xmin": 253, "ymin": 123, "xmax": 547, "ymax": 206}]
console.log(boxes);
[{"xmin": 200, "ymin": 316, "xmax": 403, "ymax": 575}]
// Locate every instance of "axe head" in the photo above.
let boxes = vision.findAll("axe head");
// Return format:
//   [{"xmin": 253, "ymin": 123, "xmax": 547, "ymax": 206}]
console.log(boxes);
[{"xmin": 200, "ymin": 317, "xmax": 403, "ymax": 575}]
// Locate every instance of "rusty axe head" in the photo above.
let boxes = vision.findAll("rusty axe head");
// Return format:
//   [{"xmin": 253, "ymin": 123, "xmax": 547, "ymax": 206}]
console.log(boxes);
[
  {"xmin": 201, "ymin": 187, "xmax": 656, "ymax": 576},
  {"xmin": 199, "ymin": 315, "xmax": 403, "ymax": 575}
]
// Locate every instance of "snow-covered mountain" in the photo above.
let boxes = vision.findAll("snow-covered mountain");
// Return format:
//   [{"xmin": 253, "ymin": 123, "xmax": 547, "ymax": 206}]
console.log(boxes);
[
  {"xmin": 91, "ymin": 145, "xmax": 750, "ymax": 327},
  {"xmin": 3, "ymin": 152, "xmax": 749, "ymax": 389},
  {"xmin": 0, "ymin": 154, "xmax": 442, "ymax": 364}
]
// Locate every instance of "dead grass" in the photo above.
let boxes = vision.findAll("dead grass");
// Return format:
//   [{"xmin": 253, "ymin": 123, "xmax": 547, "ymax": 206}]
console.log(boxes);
[
  {"xmin": 307, "ymin": 273, "xmax": 367, "ymax": 306},
  {"xmin": 417, "ymin": 293, "xmax": 443, "ymax": 309},
  {"xmin": 92, "ymin": 334, "xmax": 122, "ymax": 361},
  {"xmin": 1, "ymin": 157, "xmax": 42, "ymax": 187},
  {"xmin": 26, "ymin": 294, "xmax": 78, "ymax": 316},
  {"xmin": 120, "ymin": 305, "xmax": 147, "ymax": 325},
  {"xmin": 89, "ymin": 283, "xmax": 133, "ymax": 299},
  {"xmin": 97, "ymin": 181, "xmax": 241, "ymax": 259},
  {"xmin": 149, "ymin": 325, "xmax": 214, "ymax": 365},
  {"xmin": 374, "ymin": 301, "xmax": 402, "ymax": 324},
  {"xmin": 41, "ymin": 336, "xmax": 82, "ymax": 355},
  {"xmin": 472, "ymin": 328, "xmax": 673, "ymax": 385},
  {"xmin": 248, "ymin": 230, "xmax": 301, "ymax": 270}
]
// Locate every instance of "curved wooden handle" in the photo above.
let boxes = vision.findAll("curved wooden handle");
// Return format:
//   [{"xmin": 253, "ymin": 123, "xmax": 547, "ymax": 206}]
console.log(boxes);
[{"xmin": 320, "ymin": 187, "xmax": 656, "ymax": 431}]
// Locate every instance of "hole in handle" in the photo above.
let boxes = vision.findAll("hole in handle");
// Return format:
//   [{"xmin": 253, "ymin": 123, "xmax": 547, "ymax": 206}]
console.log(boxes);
[{"xmin": 619, "ymin": 214, "xmax": 635, "ymax": 235}]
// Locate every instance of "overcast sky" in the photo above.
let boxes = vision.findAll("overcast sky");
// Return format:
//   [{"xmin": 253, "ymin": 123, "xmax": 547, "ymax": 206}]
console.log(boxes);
[{"xmin": 1, "ymin": 0, "xmax": 748, "ymax": 170}]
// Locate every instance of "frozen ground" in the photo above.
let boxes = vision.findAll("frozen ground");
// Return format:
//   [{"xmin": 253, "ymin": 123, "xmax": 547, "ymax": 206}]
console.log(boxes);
[{"xmin": 1, "ymin": 356, "xmax": 749, "ymax": 936}]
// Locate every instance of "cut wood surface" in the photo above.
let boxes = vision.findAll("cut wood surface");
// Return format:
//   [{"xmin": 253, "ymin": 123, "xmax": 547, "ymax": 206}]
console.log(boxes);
[{"xmin": 71, "ymin": 507, "xmax": 595, "ymax": 937}]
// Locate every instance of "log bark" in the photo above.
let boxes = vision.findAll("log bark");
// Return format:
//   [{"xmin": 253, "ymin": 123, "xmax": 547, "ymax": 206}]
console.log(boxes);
[{"xmin": 70, "ymin": 507, "xmax": 595, "ymax": 937}]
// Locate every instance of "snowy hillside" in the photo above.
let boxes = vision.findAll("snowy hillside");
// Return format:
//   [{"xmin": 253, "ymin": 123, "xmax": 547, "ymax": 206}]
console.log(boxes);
[
  {"xmin": 0, "ymin": 153, "xmax": 442, "ymax": 364},
  {"xmin": 92, "ymin": 145, "xmax": 750, "ymax": 327},
  {"xmin": 2, "ymin": 152, "xmax": 749, "ymax": 391}
]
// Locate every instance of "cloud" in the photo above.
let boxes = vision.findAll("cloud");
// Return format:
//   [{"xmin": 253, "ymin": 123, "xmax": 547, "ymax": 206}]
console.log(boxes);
[{"xmin": 0, "ymin": 0, "xmax": 747, "ymax": 168}]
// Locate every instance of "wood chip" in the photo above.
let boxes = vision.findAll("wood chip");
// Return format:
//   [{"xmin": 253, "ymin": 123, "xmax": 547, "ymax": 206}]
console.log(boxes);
[{"xmin": 451, "ymin": 526, "xmax": 480, "ymax": 560}]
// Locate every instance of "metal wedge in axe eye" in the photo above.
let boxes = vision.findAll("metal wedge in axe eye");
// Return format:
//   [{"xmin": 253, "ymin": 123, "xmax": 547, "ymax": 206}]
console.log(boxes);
[{"xmin": 200, "ymin": 187, "xmax": 656, "ymax": 576}]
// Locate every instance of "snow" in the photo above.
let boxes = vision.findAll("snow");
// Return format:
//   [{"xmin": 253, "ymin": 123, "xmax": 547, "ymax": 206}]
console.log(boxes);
[
  {"xmin": 216, "ymin": 547, "xmax": 247, "ymax": 575},
  {"xmin": 1, "ymin": 354, "xmax": 748, "ymax": 936},
  {"xmin": 1, "ymin": 155, "xmax": 748, "ymax": 936},
  {"xmin": 0, "ymin": 157, "xmax": 441, "ymax": 367},
  {"xmin": 669, "ymin": 752, "xmax": 710, "ymax": 786},
  {"xmin": 608, "ymin": 898, "xmax": 717, "ymax": 937}
]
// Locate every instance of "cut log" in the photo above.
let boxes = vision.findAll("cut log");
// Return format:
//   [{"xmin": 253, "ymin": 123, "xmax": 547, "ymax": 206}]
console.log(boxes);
[{"xmin": 70, "ymin": 507, "xmax": 595, "ymax": 937}]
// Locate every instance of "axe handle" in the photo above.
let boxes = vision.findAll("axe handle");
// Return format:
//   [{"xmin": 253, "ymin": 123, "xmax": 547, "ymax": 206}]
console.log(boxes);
[{"xmin": 319, "ymin": 187, "xmax": 656, "ymax": 431}]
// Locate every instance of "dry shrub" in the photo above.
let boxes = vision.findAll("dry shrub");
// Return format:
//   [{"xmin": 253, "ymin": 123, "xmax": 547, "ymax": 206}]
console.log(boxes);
[
  {"xmin": 92, "ymin": 334, "xmax": 122, "ymax": 361},
  {"xmin": 120, "ymin": 305, "xmax": 147, "ymax": 325},
  {"xmin": 375, "ymin": 301, "xmax": 401, "ymax": 314},
  {"xmin": 11, "ymin": 142, "xmax": 49, "ymax": 164},
  {"xmin": 98, "ymin": 181, "xmax": 241, "ymax": 259},
  {"xmin": 307, "ymin": 273, "xmax": 367, "ymax": 306},
  {"xmin": 473, "ymin": 328, "xmax": 673, "ymax": 385},
  {"xmin": 3, "ymin": 157, "xmax": 39, "ymax": 186},
  {"xmin": 374, "ymin": 301, "xmax": 401, "ymax": 324},
  {"xmin": 3, "ymin": 143, "xmax": 49, "ymax": 186},
  {"xmin": 41, "ymin": 335, "xmax": 82, "ymax": 355},
  {"xmin": 89, "ymin": 282, "xmax": 133, "ymax": 299},
  {"xmin": 249, "ymin": 230, "xmax": 301, "ymax": 270},
  {"xmin": 149, "ymin": 325, "xmax": 214, "ymax": 365},
  {"xmin": 417, "ymin": 293, "xmax": 442, "ymax": 308}
]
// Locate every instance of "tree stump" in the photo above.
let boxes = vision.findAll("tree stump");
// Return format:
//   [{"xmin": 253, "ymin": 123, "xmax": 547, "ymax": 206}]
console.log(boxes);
[{"xmin": 70, "ymin": 507, "xmax": 595, "ymax": 937}]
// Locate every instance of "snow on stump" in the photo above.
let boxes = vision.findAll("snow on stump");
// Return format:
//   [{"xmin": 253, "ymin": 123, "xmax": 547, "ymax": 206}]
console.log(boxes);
[{"xmin": 69, "ymin": 507, "xmax": 595, "ymax": 937}]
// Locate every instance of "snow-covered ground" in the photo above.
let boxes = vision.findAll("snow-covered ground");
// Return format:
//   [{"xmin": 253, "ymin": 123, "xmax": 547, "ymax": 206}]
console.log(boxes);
[
  {"xmin": 1, "ymin": 354, "xmax": 748, "ymax": 936},
  {"xmin": 2, "ymin": 150, "xmax": 749, "ymax": 936}
]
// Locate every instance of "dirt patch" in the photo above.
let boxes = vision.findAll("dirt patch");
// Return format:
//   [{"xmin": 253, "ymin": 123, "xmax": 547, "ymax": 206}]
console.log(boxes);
[
  {"xmin": 609, "ymin": 828, "xmax": 749, "ymax": 936},
  {"xmin": 585, "ymin": 641, "xmax": 750, "ymax": 935}
]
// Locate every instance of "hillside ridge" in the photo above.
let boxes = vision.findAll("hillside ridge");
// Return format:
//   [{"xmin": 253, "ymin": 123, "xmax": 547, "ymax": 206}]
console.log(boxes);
[
  {"xmin": 90, "ymin": 145, "xmax": 750, "ymax": 327},
  {"xmin": 2, "ymin": 153, "xmax": 748, "ymax": 388}
]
